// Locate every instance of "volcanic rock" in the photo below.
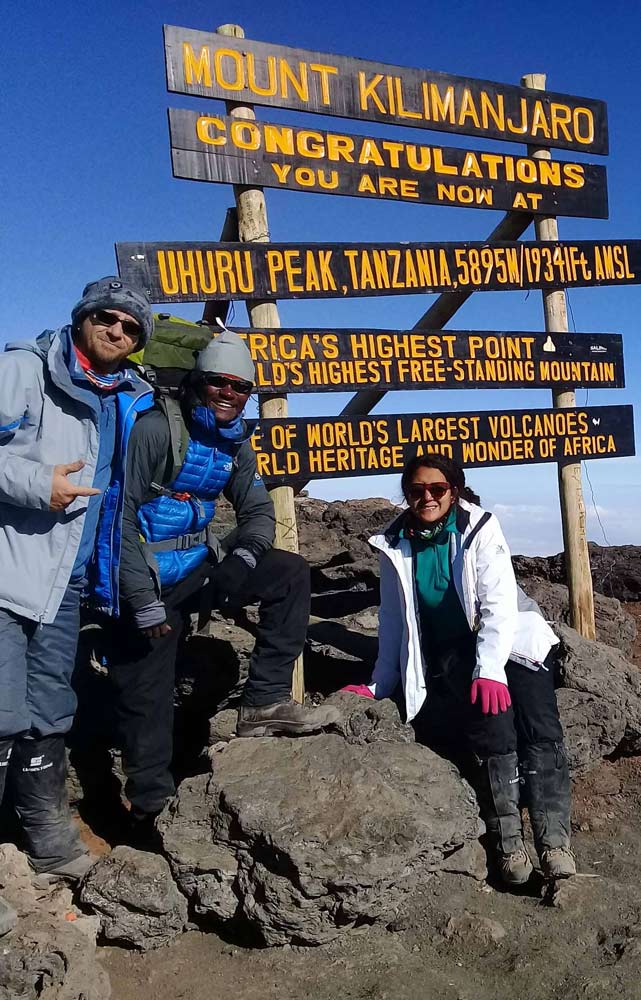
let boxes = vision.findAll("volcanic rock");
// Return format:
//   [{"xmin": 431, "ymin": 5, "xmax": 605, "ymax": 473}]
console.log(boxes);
[
  {"xmin": 158, "ymin": 724, "xmax": 479, "ymax": 946},
  {"xmin": 80, "ymin": 846, "xmax": 187, "ymax": 951},
  {"xmin": 513, "ymin": 542, "xmax": 641, "ymax": 603},
  {"xmin": 555, "ymin": 624, "xmax": 641, "ymax": 773},
  {"xmin": 520, "ymin": 578, "xmax": 636, "ymax": 654},
  {"xmin": 0, "ymin": 845, "xmax": 109, "ymax": 1000}
]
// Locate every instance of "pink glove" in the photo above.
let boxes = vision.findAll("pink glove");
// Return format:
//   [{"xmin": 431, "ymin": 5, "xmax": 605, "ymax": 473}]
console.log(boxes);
[
  {"xmin": 471, "ymin": 678, "xmax": 511, "ymax": 715},
  {"xmin": 341, "ymin": 684, "xmax": 375, "ymax": 699}
]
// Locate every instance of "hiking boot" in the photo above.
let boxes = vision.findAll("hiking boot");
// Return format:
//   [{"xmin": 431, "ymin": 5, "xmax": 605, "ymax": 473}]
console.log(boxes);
[
  {"xmin": 0, "ymin": 896, "xmax": 17, "ymax": 937},
  {"xmin": 497, "ymin": 847, "xmax": 533, "ymax": 886},
  {"xmin": 34, "ymin": 851, "xmax": 99, "ymax": 884},
  {"xmin": 540, "ymin": 847, "xmax": 576, "ymax": 879},
  {"xmin": 10, "ymin": 734, "xmax": 86, "ymax": 874},
  {"xmin": 521, "ymin": 742, "xmax": 574, "ymax": 876},
  {"xmin": 237, "ymin": 700, "xmax": 341, "ymax": 738},
  {"xmin": 124, "ymin": 809, "xmax": 164, "ymax": 852}
]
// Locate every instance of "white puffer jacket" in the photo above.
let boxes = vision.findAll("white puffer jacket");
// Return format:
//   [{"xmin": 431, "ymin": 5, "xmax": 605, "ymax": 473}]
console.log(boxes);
[{"xmin": 368, "ymin": 499, "xmax": 559, "ymax": 722}]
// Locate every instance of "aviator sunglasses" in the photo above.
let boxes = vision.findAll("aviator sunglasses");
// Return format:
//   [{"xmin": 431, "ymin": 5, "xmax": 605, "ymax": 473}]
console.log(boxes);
[
  {"xmin": 202, "ymin": 373, "xmax": 254, "ymax": 395},
  {"xmin": 407, "ymin": 482, "xmax": 451, "ymax": 501},
  {"xmin": 90, "ymin": 309, "xmax": 141, "ymax": 340}
]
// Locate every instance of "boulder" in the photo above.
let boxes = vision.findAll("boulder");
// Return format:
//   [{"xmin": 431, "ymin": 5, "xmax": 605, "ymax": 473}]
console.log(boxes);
[
  {"xmin": 79, "ymin": 846, "xmax": 187, "ymax": 951},
  {"xmin": 158, "ymin": 722, "xmax": 480, "ymax": 946},
  {"xmin": 521, "ymin": 578, "xmax": 636, "ymax": 655},
  {"xmin": 324, "ymin": 691, "xmax": 414, "ymax": 745},
  {"xmin": 0, "ymin": 914, "xmax": 111, "ymax": 1000},
  {"xmin": 513, "ymin": 542, "xmax": 641, "ymax": 603},
  {"xmin": 556, "ymin": 624, "xmax": 641, "ymax": 773},
  {"xmin": 0, "ymin": 845, "xmax": 109, "ymax": 1000}
]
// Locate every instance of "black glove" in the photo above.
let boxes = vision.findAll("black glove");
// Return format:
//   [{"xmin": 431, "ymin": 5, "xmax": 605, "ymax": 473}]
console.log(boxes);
[{"xmin": 212, "ymin": 553, "xmax": 253, "ymax": 609}]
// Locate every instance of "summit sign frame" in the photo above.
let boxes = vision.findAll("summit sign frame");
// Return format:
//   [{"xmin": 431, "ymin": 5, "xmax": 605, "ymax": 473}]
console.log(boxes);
[{"xmin": 163, "ymin": 25, "xmax": 609, "ymax": 155}]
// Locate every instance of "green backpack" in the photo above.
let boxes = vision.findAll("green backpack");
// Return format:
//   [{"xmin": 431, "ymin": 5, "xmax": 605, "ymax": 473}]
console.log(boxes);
[
  {"xmin": 128, "ymin": 312, "xmax": 215, "ymax": 392},
  {"xmin": 128, "ymin": 313, "xmax": 216, "ymax": 484}
]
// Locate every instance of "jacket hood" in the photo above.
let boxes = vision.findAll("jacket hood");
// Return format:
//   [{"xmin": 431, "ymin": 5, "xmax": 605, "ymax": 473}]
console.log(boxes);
[{"xmin": 3, "ymin": 328, "xmax": 58, "ymax": 360}]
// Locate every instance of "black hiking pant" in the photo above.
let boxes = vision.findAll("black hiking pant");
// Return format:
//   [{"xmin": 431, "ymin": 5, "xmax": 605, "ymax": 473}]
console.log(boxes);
[
  {"xmin": 107, "ymin": 549, "xmax": 310, "ymax": 815},
  {"xmin": 414, "ymin": 637, "xmax": 570, "ymax": 856},
  {"xmin": 413, "ymin": 635, "xmax": 564, "ymax": 761}
]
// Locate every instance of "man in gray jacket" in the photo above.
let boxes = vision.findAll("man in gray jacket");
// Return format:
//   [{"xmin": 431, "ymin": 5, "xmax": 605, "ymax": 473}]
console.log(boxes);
[
  {"xmin": 0, "ymin": 277, "xmax": 154, "ymax": 894},
  {"xmin": 104, "ymin": 329, "xmax": 338, "ymax": 842}
]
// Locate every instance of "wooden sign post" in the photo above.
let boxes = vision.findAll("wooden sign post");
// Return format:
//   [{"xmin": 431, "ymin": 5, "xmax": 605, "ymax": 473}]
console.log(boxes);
[
  {"xmin": 524, "ymin": 72, "xmax": 595, "ymax": 639},
  {"xmin": 216, "ymin": 23, "xmax": 305, "ymax": 702}
]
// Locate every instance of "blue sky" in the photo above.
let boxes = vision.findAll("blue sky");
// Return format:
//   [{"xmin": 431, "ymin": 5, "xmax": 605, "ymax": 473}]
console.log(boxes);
[{"xmin": 3, "ymin": 0, "xmax": 639, "ymax": 555}]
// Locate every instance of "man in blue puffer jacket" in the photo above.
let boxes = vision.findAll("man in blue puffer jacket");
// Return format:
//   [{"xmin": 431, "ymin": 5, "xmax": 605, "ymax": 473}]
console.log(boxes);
[
  {"xmin": 97, "ymin": 329, "xmax": 338, "ymax": 838},
  {"xmin": 0, "ymin": 277, "xmax": 154, "ymax": 890}
]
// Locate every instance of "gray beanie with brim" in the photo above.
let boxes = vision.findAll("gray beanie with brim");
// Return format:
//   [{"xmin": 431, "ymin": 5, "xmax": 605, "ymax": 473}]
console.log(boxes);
[
  {"xmin": 71, "ymin": 276, "xmax": 154, "ymax": 347},
  {"xmin": 195, "ymin": 329, "xmax": 255, "ymax": 383}
]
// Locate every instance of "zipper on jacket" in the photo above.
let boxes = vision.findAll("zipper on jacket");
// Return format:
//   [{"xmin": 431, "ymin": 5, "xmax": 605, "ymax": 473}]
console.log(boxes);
[{"xmin": 109, "ymin": 389, "xmax": 154, "ymax": 613}]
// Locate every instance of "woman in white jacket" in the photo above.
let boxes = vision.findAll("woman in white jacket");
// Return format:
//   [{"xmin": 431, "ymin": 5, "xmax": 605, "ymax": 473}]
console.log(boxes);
[{"xmin": 363, "ymin": 454, "xmax": 574, "ymax": 886}]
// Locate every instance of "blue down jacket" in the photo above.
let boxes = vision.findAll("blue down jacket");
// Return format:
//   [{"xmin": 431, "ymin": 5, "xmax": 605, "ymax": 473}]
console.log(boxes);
[{"xmin": 136, "ymin": 409, "xmax": 250, "ymax": 586}]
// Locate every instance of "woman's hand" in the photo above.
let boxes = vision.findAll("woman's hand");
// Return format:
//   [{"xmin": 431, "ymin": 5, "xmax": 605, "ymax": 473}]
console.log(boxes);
[{"xmin": 471, "ymin": 678, "xmax": 511, "ymax": 715}]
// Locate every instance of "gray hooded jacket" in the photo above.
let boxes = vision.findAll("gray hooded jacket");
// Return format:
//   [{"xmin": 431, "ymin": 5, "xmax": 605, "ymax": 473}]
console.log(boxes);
[{"xmin": 0, "ymin": 327, "xmax": 151, "ymax": 623}]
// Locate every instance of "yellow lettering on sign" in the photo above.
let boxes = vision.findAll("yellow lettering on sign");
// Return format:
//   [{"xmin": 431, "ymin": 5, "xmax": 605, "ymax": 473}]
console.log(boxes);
[
  {"xmin": 358, "ymin": 72, "xmax": 387, "ymax": 114},
  {"xmin": 213, "ymin": 49, "xmax": 245, "ymax": 91},
  {"xmin": 357, "ymin": 174, "xmax": 377, "ymax": 195},
  {"xmin": 245, "ymin": 53, "xmax": 278, "ymax": 96},
  {"xmin": 562, "ymin": 163, "xmax": 584, "ymax": 189},
  {"xmin": 230, "ymin": 120, "xmax": 261, "ymax": 150},
  {"xmin": 309, "ymin": 63, "xmax": 339, "ymax": 105},
  {"xmin": 480, "ymin": 91, "xmax": 505, "ymax": 131},
  {"xmin": 183, "ymin": 43, "xmax": 212, "ymax": 87},
  {"xmin": 196, "ymin": 116, "xmax": 226, "ymax": 145},
  {"xmin": 358, "ymin": 139, "xmax": 384, "ymax": 167},
  {"xmin": 458, "ymin": 89, "xmax": 481, "ymax": 128},
  {"xmin": 279, "ymin": 60, "xmax": 309, "ymax": 101}
]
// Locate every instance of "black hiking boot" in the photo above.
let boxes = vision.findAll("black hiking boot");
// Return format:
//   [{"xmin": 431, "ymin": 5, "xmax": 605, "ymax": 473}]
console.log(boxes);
[
  {"xmin": 521, "ymin": 741, "xmax": 575, "ymax": 878},
  {"xmin": 471, "ymin": 751, "xmax": 533, "ymax": 886},
  {"xmin": 10, "ymin": 734, "xmax": 95, "ymax": 877}
]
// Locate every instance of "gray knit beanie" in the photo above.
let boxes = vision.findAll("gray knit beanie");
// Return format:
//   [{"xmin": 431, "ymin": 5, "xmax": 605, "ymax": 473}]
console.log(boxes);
[
  {"xmin": 195, "ymin": 329, "xmax": 255, "ymax": 383},
  {"xmin": 71, "ymin": 276, "xmax": 154, "ymax": 347}
]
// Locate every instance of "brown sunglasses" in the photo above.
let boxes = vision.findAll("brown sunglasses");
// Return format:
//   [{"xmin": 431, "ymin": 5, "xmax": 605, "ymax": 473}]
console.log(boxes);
[{"xmin": 406, "ymin": 482, "xmax": 451, "ymax": 501}]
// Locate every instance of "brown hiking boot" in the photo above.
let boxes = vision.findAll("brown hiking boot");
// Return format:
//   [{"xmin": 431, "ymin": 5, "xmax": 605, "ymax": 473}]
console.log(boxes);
[
  {"xmin": 497, "ymin": 847, "xmax": 533, "ymax": 886},
  {"xmin": 540, "ymin": 847, "xmax": 576, "ymax": 879},
  {"xmin": 237, "ymin": 700, "xmax": 341, "ymax": 738}
]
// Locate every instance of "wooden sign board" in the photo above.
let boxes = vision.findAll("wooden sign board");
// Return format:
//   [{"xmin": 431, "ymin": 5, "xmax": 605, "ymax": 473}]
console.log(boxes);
[
  {"xmin": 116, "ymin": 240, "xmax": 641, "ymax": 303},
  {"xmin": 250, "ymin": 405, "xmax": 635, "ymax": 482},
  {"xmin": 168, "ymin": 109, "xmax": 609, "ymax": 219},
  {"xmin": 164, "ymin": 25, "xmax": 608, "ymax": 155},
  {"xmin": 237, "ymin": 329, "xmax": 624, "ymax": 393}
]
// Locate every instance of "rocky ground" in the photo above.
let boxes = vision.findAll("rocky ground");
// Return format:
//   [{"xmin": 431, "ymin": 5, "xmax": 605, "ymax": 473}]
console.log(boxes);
[
  {"xmin": 4, "ymin": 497, "xmax": 641, "ymax": 1000},
  {"xmin": 103, "ymin": 615, "xmax": 641, "ymax": 1000}
]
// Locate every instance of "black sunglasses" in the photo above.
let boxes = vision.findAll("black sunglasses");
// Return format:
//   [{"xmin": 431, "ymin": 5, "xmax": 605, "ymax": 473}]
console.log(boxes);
[
  {"xmin": 202, "ymin": 374, "xmax": 254, "ymax": 395},
  {"xmin": 90, "ymin": 309, "xmax": 141, "ymax": 340},
  {"xmin": 406, "ymin": 482, "xmax": 451, "ymax": 501}
]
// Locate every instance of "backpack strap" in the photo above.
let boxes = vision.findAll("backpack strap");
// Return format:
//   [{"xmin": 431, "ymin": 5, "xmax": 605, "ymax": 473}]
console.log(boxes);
[
  {"xmin": 154, "ymin": 394, "xmax": 190, "ymax": 486},
  {"xmin": 462, "ymin": 511, "xmax": 492, "ymax": 552}
]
